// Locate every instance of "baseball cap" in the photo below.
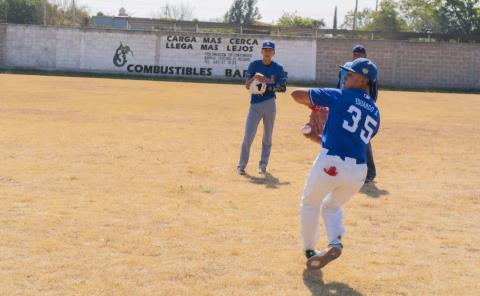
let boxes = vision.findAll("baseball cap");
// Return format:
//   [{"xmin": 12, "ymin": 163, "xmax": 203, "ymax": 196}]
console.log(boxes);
[
  {"xmin": 339, "ymin": 58, "xmax": 377, "ymax": 82},
  {"xmin": 262, "ymin": 41, "xmax": 275, "ymax": 49},
  {"xmin": 352, "ymin": 44, "xmax": 366, "ymax": 54}
]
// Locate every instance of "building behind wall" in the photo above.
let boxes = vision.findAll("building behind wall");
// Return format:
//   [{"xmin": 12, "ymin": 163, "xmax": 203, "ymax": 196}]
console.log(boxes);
[{"xmin": 91, "ymin": 16, "xmax": 129, "ymax": 30}]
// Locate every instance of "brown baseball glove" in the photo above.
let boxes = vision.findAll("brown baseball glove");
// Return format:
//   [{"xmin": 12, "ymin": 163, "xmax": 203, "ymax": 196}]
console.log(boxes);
[{"xmin": 302, "ymin": 107, "xmax": 328, "ymax": 144}]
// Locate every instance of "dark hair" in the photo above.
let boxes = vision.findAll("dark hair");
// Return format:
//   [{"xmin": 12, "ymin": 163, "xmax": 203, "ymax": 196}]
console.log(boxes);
[{"xmin": 368, "ymin": 80, "xmax": 378, "ymax": 102}]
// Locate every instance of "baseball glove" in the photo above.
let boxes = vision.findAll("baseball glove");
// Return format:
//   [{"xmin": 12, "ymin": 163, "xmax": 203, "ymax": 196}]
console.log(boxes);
[
  {"xmin": 302, "ymin": 107, "xmax": 328, "ymax": 144},
  {"xmin": 249, "ymin": 73, "xmax": 266, "ymax": 95}
]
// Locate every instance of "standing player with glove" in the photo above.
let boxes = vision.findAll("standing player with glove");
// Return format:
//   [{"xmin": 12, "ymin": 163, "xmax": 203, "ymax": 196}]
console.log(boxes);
[
  {"xmin": 237, "ymin": 41, "xmax": 287, "ymax": 175},
  {"xmin": 291, "ymin": 58, "xmax": 380, "ymax": 269}
]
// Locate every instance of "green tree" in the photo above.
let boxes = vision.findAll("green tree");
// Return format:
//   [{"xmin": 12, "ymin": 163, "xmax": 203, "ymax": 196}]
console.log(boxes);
[
  {"xmin": 0, "ymin": 0, "xmax": 6, "ymax": 22},
  {"xmin": 365, "ymin": 0, "xmax": 408, "ymax": 32},
  {"xmin": 224, "ymin": 0, "xmax": 261, "ymax": 24},
  {"xmin": 342, "ymin": 0, "xmax": 407, "ymax": 32},
  {"xmin": 0, "ymin": 0, "xmax": 91, "ymax": 27},
  {"xmin": 400, "ymin": 0, "xmax": 443, "ymax": 32},
  {"xmin": 45, "ymin": 0, "xmax": 91, "ymax": 28},
  {"xmin": 276, "ymin": 11, "xmax": 325, "ymax": 28},
  {"xmin": 0, "ymin": 0, "xmax": 43, "ymax": 24},
  {"xmin": 437, "ymin": 0, "xmax": 480, "ymax": 34},
  {"xmin": 157, "ymin": 2, "xmax": 194, "ymax": 20},
  {"xmin": 341, "ymin": 8, "xmax": 374, "ymax": 30}
]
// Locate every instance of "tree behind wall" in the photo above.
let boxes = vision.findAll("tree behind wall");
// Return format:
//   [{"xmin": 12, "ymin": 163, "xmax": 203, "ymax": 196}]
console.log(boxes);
[
  {"xmin": 400, "ymin": 0, "xmax": 443, "ymax": 32},
  {"xmin": 366, "ymin": 0, "xmax": 408, "ymax": 32},
  {"xmin": 0, "ymin": 0, "xmax": 90, "ymax": 27},
  {"xmin": 46, "ymin": 0, "xmax": 90, "ymax": 27},
  {"xmin": 341, "ymin": 8, "xmax": 374, "ymax": 30},
  {"xmin": 224, "ymin": 0, "xmax": 261, "ymax": 25},
  {"xmin": 0, "ymin": 0, "xmax": 43, "ymax": 24},
  {"xmin": 437, "ymin": 0, "xmax": 480, "ymax": 34},
  {"xmin": 276, "ymin": 11, "xmax": 325, "ymax": 28},
  {"xmin": 155, "ymin": 2, "xmax": 194, "ymax": 20},
  {"xmin": 342, "ymin": 0, "xmax": 407, "ymax": 32}
]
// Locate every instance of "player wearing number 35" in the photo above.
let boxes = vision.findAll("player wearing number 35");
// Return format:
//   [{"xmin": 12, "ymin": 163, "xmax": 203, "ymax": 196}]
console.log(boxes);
[{"xmin": 290, "ymin": 58, "xmax": 380, "ymax": 270}]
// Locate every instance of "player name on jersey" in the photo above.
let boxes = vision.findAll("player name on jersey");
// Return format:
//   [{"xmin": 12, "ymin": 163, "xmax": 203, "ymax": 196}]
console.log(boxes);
[{"xmin": 355, "ymin": 97, "xmax": 378, "ymax": 115}]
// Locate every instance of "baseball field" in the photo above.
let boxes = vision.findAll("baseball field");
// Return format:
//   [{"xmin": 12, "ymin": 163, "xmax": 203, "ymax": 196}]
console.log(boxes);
[{"xmin": 0, "ymin": 73, "xmax": 479, "ymax": 295}]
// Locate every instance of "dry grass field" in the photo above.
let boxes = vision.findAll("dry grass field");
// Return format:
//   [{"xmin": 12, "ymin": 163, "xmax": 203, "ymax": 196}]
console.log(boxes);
[{"xmin": 0, "ymin": 73, "xmax": 479, "ymax": 295}]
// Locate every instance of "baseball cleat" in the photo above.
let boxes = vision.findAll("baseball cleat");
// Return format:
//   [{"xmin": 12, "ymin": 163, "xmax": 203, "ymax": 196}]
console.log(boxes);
[
  {"xmin": 258, "ymin": 167, "xmax": 267, "ymax": 174},
  {"xmin": 306, "ymin": 244, "xmax": 342, "ymax": 270},
  {"xmin": 237, "ymin": 167, "xmax": 246, "ymax": 175},
  {"xmin": 305, "ymin": 249, "xmax": 319, "ymax": 259}
]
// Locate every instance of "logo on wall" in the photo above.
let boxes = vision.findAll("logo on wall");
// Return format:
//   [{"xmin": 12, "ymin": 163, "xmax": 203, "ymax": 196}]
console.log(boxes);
[{"xmin": 113, "ymin": 42, "xmax": 134, "ymax": 67}]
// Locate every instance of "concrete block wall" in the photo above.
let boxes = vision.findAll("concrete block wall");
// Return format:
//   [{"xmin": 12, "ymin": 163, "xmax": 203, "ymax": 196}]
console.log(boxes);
[
  {"xmin": 78, "ymin": 30, "xmax": 157, "ymax": 72},
  {"xmin": 2, "ymin": 24, "xmax": 480, "ymax": 90},
  {"xmin": 2, "ymin": 24, "xmax": 317, "ymax": 82},
  {"xmin": 0, "ymin": 24, "xmax": 6, "ymax": 66},
  {"xmin": 316, "ymin": 39, "xmax": 480, "ymax": 90},
  {"xmin": 5, "ymin": 25, "xmax": 57, "ymax": 68},
  {"xmin": 4, "ymin": 25, "xmax": 159, "ymax": 73}
]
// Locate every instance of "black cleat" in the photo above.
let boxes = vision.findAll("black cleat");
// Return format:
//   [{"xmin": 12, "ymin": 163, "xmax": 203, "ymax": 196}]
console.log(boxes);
[
  {"xmin": 305, "ymin": 249, "xmax": 318, "ymax": 259},
  {"xmin": 306, "ymin": 244, "xmax": 343, "ymax": 270},
  {"xmin": 237, "ymin": 167, "xmax": 246, "ymax": 175}
]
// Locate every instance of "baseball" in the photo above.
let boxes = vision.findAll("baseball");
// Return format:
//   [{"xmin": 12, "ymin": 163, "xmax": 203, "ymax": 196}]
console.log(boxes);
[{"xmin": 301, "ymin": 124, "xmax": 312, "ymax": 134}]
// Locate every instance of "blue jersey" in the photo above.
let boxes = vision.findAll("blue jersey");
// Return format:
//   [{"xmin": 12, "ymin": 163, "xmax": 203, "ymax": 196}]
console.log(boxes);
[
  {"xmin": 247, "ymin": 60, "xmax": 286, "ymax": 104},
  {"xmin": 309, "ymin": 88, "xmax": 380, "ymax": 163}
]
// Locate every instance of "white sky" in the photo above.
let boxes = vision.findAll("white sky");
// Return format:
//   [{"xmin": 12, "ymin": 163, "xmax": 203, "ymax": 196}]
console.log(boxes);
[{"xmin": 75, "ymin": 0, "xmax": 379, "ymax": 28}]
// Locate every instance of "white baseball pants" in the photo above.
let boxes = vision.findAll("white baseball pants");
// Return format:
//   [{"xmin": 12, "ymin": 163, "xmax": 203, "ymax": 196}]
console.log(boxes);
[{"xmin": 300, "ymin": 149, "xmax": 367, "ymax": 250}]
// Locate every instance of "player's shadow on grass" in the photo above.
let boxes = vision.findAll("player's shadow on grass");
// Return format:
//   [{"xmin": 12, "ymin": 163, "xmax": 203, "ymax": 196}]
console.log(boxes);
[
  {"xmin": 360, "ymin": 182, "xmax": 389, "ymax": 198},
  {"xmin": 303, "ymin": 268, "xmax": 363, "ymax": 296},
  {"xmin": 243, "ymin": 172, "xmax": 290, "ymax": 189}
]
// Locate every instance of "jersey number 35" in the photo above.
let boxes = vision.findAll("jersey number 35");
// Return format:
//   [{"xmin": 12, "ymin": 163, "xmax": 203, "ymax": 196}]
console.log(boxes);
[{"xmin": 342, "ymin": 105, "xmax": 378, "ymax": 144}]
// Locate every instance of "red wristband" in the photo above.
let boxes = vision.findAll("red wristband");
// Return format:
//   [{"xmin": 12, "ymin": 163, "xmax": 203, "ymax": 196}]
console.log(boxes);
[{"xmin": 309, "ymin": 105, "xmax": 320, "ymax": 112}]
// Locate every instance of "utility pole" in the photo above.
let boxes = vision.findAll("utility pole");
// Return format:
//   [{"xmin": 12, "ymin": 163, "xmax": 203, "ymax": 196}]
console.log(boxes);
[
  {"xmin": 353, "ymin": 0, "xmax": 358, "ymax": 31},
  {"xmin": 376, "ymin": 0, "xmax": 379, "ymax": 11},
  {"xmin": 43, "ymin": 0, "xmax": 47, "ymax": 26},
  {"xmin": 333, "ymin": 6, "xmax": 338, "ymax": 30},
  {"xmin": 72, "ymin": 0, "xmax": 76, "ymax": 26}
]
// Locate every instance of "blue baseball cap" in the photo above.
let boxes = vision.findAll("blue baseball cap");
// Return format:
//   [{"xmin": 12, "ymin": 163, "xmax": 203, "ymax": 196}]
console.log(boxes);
[
  {"xmin": 262, "ymin": 41, "xmax": 275, "ymax": 49},
  {"xmin": 352, "ymin": 44, "xmax": 366, "ymax": 54},
  {"xmin": 339, "ymin": 58, "xmax": 377, "ymax": 82}
]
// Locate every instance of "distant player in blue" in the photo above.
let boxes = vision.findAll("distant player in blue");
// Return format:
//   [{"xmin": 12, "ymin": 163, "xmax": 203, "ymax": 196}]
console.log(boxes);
[
  {"xmin": 237, "ymin": 41, "xmax": 287, "ymax": 175},
  {"xmin": 291, "ymin": 58, "xmax": 380, "ymax": 269},
  {"xmin": 339, "ymin": 45, "xmax": 378, "ymax": 182}
]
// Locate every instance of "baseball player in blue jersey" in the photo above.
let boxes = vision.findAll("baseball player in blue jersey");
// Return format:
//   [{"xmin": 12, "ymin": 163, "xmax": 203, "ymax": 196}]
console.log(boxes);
[
  {"xmin": 339, "ymin": 45, "xmax": 378, "ymax": 182},
  {"xmin": 237, "ymin": 41, "xmax": 287, "ymax": 175},
  {"xmin": 291, "ymin": 58, "xmax": 380, "ymax": 269}
]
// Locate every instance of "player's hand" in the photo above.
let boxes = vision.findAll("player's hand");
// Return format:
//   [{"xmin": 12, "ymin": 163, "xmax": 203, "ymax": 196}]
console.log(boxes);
[{"xmin": 302, "ymin": 108, "xmax": 328, "ymax": 144}]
